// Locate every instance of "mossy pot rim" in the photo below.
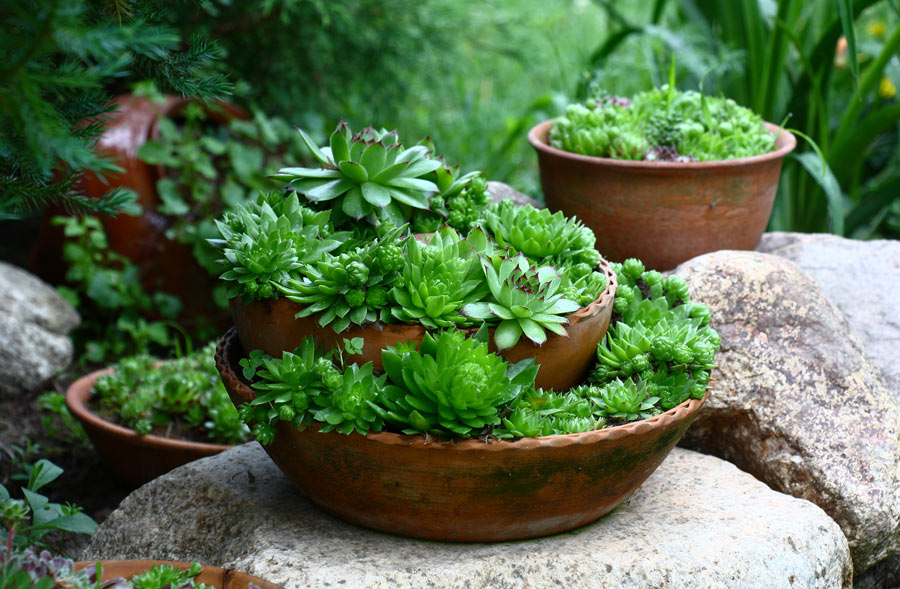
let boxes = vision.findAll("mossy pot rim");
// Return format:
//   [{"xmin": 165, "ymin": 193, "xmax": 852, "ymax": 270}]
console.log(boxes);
[
  {"xmin": 216, "ymin": 326, "xmax": 708, "ymax": 452},
  {"xmin": 528, "ymin": 119, "xmax": 797, "ymax": 171}
]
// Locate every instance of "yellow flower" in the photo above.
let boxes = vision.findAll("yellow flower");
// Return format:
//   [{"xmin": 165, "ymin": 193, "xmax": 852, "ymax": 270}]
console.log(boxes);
[
  {"xmin": 867, "ymin": 21, "xmax": 887, "ymax": 37},
  {"xmin": 879, "ymin": 76, "xmax": 896, "ymax": 99}
]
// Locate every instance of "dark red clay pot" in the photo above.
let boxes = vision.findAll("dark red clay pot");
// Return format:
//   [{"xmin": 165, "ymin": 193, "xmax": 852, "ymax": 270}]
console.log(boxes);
[
  {"xmin": 215, "ymin": 328, "xmax": 708, "ymax": 542},
  {"xmin": 74, "ymin": 560, "xmax": 282, "ymax": 589},
  {"xmin": 528, "ymin": 120, "xmax": 797, "ymax": 270},
  {"xmin": 65, "ymin": 367, "xmax": 232, "ymax": 488},
  {"xmin": 31, "ymin": 94, "xmax": 244, "ymax": 327},
  {"xmin": 230, "ymin": 257, "xmax": 617, "ymax": 391}
]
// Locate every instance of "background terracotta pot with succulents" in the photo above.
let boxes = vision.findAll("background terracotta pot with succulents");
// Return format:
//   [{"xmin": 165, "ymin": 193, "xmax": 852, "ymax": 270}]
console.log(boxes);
[
  {"xmin": 66, "ymin": 343, "xmax": 251, "ymax": 488},
  {"xmin": 528, "ymin": 81, "xmax": 796, "ymax": 270},
  {"xmin": 216, "ymin": 122, "xmax": 617, "ymax": 391}
]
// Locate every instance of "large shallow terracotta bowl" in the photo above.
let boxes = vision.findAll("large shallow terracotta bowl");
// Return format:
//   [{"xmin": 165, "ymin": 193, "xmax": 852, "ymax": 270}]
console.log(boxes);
[
  {"xmin": 230, "ymin": 256, "xmax": 617, "ymax": 391},
  {"xmin": 74, "ymin": 560, "xmax": 281, "ymax": 588},
  {"xmin": 216, "ymin": 328, "xmax": 707, "ymax": 542},
  {"xmin": 529, "ymin": 120, "xmax": 796, "ymax": 270},
  {"xmin": 66, "ymin": 368, "xmax": 233, "ymax": 488}
]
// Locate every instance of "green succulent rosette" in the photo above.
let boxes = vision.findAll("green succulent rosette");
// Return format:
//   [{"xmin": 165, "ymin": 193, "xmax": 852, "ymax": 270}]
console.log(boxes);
[{"xmin": 373, "ymin": 328, "xmax": 539, "ymax": 437}]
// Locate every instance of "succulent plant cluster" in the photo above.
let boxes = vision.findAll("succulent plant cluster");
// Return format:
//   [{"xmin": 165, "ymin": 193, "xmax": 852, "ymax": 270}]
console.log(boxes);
[
  {"xmin": 549, "ymin": 85, "xmax": 775, "ymax": 162},
  {"xmin": 273, "ymin": 122, "xmax": 489, "ymax": 232},
  {"xmin": 586, "ymin": 258, "xmax": 719, "ymax": 421},
  {"xmin": 91, "ymin": 342, "xmax": 250, "ymax": 445}
]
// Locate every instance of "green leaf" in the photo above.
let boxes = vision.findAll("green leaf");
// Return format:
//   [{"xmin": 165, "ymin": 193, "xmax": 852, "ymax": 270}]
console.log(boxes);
[
  {"xmin": 388, "ymin": 188, "xmax": 429, "ymax": 210},
  {"xmin": 360, "ymin": 182, "xmax": 392, "ymax": 207},
  {"xmin": 28, "ymin": 459, "xmax": 63, "ymax": 492},
  {"xmin": 837, "ymin": 0, "xmax": 859, "ymax": 87},
  {"xmin": 519, "ymin": 317, "xmax": 547, "ymax": 345},
  {"xmin": 342, "ymin": 185, "xmax": 368, "ymax": 219},
  {"xmin": 304, "ymin": 178, "xmax": 354, "ymax": 202},
  {"xmin": 298, "ymin": 128, "xmax": 330, "ymax": 164},
  {"xmin": 388, "ymin": 177, "xmax": 439, "ymax": 192},
  {"xmin": 156, "ymin": 178, "xmax": 190, "ymax": 216},
  {"xmin": 462, "ymin": 302, "xmax": 493, "ymax": 319},
  {"xmin": 360, "ymin": 143, "xmax": 387, "ymax": 176},
  {"xmin": 791, "ymin": 151, "xmax": 844, "ymax": 235},
  {"xmin": 330, "ymin": 129, "xmax": 350, "ymax": 162},
  {"xmin": 494, "ymin": 320, "xmax": 523, "ymax": 350},
  {"xmin": 273, "ymin": 167, "xmax": 342, "ymax": 179},
  {"xmin": 136, "ymin": 140, "xmax": 176, "ymax": 166},
  {"xmin": 339, "ymin": 161, "xmax": 369, "ymax": 183}
]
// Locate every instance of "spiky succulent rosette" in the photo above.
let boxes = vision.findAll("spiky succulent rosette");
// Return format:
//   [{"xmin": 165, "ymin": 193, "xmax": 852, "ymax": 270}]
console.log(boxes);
[
  {"xmin": 483, "ymin": 200, "xmax": 597, "ymax": 263},
  {"xmin": 311, "ymin": 362, "xmax": 386, "ymax": 435},
  {"xmin": 272, "ymin": 122, "xmax": 445, "ymax": 226},
  {"xmin": 276, "ymin": 225, "xmax": 406, "ymax": 332},
  {"xmin": 463, "ymin": 252, "xmax": 580, "ymax": 349},
  {"xmin": 208, "ymin": 193, "xmax": 345, "ymax": 300},
  {"xmin": 389, "ymin": 227, "xmax": 488, "ymax": 329},
  {"xmin": 373, "ymin": 329, "xmax": 539, "ymax": 437},
  {"xmin": 494, "ymin": 387, "xmax": 602, "ymax": 438},
  {"xmin": 588, "ymin": 379, "xmax": 660, "ymax": 422}
]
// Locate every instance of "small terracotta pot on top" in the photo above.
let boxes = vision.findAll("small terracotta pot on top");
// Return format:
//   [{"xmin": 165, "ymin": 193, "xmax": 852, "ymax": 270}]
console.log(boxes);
[
  {"xmin": 65, "ymin": 368, "xmax": 232, "ymax": 488},
  {"xmin": 230, "ymin": 257, "xmax": 617, "ymax": 391},
  {"xmin": 216, "ymin": 328, "xmax": 707, "ymax": 542},
  {"xmin": 528, "ymin": 120, "xmax": 797, "ymax": 270},
  {"xmin": 74, "ymin": 560, "xmax": 282, "ymax": 589}
]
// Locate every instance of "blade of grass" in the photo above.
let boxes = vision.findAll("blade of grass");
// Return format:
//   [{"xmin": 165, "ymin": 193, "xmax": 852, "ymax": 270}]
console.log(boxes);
[
  {"xmin": 790, "ymin": 146, "xmax": 845, "ymax": 235},
  {"xmin": 846, "ymin": 174, "xmax": 900, "ymax": 234},
  {"xmin": 837, "ymin": 0, "xmax": 860, "ymax": 88}
]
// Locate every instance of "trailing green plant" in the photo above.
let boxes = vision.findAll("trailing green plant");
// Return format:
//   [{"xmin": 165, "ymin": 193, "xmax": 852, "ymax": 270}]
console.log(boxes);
[
  {"xmin": 463, "ymin": 252, "xmax": 581, "ymax": 350},
  {"xmin": 588, "ymin": 258, "xmax": 718, "ymax": 411},
  {"xmin": 210, "ymin": 192, "xmax": 346, "ymax": 301},
  {"xmin": 137, "ymin": 103, "xmax": 312, "ymax": 278},
  {"xmin": 388, "ymin": 228, "xmax": 488, "ymax": 329},
  {"xmin": 91, "ymin": 343, "xmax": 250, "ymax": 445},
  {"xmin": 53, "ymin": 215, "xmax": 184, "ymax": 364},
  {"xmin": 375, "ymin": 328, "xmax": 540, "ymax": 437},
  {"xmin": 550, "ymin": 83, "xmax": 775, "ymax": 162}
]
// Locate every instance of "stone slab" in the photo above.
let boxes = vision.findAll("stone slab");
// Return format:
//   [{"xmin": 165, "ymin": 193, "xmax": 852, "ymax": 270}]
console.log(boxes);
[{"xmin": 85, "ymin": 444, "xmax": 851, "ymax": 588}]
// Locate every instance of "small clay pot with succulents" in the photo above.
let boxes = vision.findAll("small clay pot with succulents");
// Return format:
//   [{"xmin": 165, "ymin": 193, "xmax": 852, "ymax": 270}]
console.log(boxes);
[
  {"xmin": 213, "ymin": 122, "xmax": 617, "ymax": 391},
  {"xmin": 65, "ymin": 342, "xmax": 251, "ymax": 488},
  {"xmin": 209, "ymin": 119, "xmax": 720, "ymax": 542},
  {"xmin": 529, "ymin": 76, "xmax": 796, "ymax": 270}
]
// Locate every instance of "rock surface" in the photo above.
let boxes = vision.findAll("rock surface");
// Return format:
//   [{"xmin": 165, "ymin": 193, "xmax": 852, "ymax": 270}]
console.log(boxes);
[
  {"xmin": 0, "ymin": 263, "xmax": 78, "ymax": 396},
  {"xmin": 487, "ymin": 181, "xmax": 542, "ymax": 209},
  {"xmin": 758, "ymin": 232, "xmax": 900, "ymax": 396},
  {"xmin": 675, "ymin": 251, "xmax": 900, "ymax": 572},
  {"xmin": 84, "ymin": 444, "xmax": 851, "ymax": 588}
]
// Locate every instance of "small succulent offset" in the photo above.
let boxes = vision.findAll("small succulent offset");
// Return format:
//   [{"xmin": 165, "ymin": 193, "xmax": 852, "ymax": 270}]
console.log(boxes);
[
  {"xmin": 495, "ymin": 388, "xmax": 602, "ymax": 438},
  {"xmin": 389, "ymin": 228, "xmax": 488, "ymax": 329},
  {"xmin": 276, "ymin": 225, "xmax": 406, "ymax": 332},
  {"xmin": 375, "ymin": 329, "xmax": 539, "ymax": 437},
  {"xmin": 463, "ymin": 253, "xmax": 581, "ymax": 349},
  {"xmin": 588, "ymin": 379, "xmax": 660, "ymax": 422},
  {"xmin": 209, "ymin": 192, "xmax": 345, "ymax": 300},
  {"xmin": 273, "ymin": 122, "xmax": 445, "ymax": 226}
]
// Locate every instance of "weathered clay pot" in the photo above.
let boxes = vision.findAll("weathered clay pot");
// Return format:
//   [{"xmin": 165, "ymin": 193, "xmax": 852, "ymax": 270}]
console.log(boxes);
[
  {"xmin": 230, "ymin": 257, "xmax": 617, "ymax": 391},
  {"xmin": 74, "ymin": 560, "xmax": 282, "ymax": 588},
  {"xmin": 528, "ymin": 120, "xmax": 797, "ymax": 270},
  {"xmin": 65, "ymin": 367, "xmax": 232, "ymax": 488},
  {"xmin": 215, "ymin": 328, "xmax": 707, "ymax": 542},
  {"xmin": 31, "ymin": 94, "xmax": 244, "ymax": 327}
]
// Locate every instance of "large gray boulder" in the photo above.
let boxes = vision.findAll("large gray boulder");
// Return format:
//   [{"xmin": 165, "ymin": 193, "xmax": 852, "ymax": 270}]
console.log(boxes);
[
  {"xmin": 0, "ymin": 263, "xmax": 79, "ymax": 396},
  {"xmin": 84, "ymin": 444, "xmax": 851, "ymax": 588},
  {"xmin": 758, "ymin": 232, "xmax": 900, "ymax": 396},
  {"xmin": 675, "ymin": 251, "xmax": 900, "ymax": 573}
]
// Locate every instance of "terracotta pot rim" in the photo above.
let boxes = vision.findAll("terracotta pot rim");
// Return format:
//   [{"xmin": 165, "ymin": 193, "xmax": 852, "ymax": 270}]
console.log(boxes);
[
  {"xmin": 74, "ymin": 560, "xmax": 280, "ymax": 589},
  {"xmin": 217, "ymin": 327, "xmax": 708, "ymax": 451},
  {"xmin": 65, "ymin": 367, "xmax": 233, "ymax": 453},
  {"xmin": 231, "ymin": 255, "xmax": 617, "ymax": 338},
  {"xmin": 528, "ymin": 119, "xmax": 797, "ymax": 169}
]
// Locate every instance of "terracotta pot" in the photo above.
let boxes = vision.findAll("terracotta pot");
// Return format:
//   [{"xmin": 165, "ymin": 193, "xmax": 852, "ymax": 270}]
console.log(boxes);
[
  {"xmin": 30, "ymin": 94, "xmax": 244, "ymax": 328},
  {"xmin": 528, "ymin": 120, "xmax": 797, "ymax": 270},
  {"xmin": 65, "ymin": 367, "xmax": 232, "ymax": 488},
  {"xmin": 74, "ymin": 560, "xmax": 282, "ymax": 589},
  {"xmin": 230, "ymin": 257, "xmax": 617, "ymax": 391},
  {"xmin": 215, "ymin": 328, "xmax": 707, "ymax": 542}
]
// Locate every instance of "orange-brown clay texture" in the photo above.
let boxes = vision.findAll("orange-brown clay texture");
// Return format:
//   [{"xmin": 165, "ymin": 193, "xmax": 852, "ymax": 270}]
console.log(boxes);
[
  {"xmin": 230, "ymin": 257, "xmax": 617, "ymax": 391},
  {"xmin": 74, "ymin": 560, "xmax": 283, "ymax": 589},
  {"xmin": 216, "ymin": 328, "xmax": 707, "ymax": 542},
  {"xmin": 528, "ymin": 121, "xmax": 797, "ymax": 271}
]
